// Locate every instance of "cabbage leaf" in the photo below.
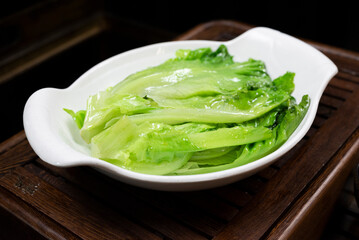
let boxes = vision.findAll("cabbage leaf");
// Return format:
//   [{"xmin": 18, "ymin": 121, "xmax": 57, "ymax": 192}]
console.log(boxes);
[{"xmin": 64, "ymin": 45, "xmax": 310, "ymax": 175}]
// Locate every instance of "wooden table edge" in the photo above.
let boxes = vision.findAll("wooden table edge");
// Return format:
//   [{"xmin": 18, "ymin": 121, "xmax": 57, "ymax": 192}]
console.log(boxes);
[{"xmin": 267, "ymin": 128, "xmax": 359, "ymax": 240}]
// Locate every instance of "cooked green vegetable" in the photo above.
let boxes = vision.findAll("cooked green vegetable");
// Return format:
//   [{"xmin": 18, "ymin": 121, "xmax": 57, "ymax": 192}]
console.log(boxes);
[
  {"xmin": 63, "ymin": 108, "xmax": 86, "ymax": 129},
  {"xmin": 65, "ymin": 45, "xmax": 310, "ymax": 175}
]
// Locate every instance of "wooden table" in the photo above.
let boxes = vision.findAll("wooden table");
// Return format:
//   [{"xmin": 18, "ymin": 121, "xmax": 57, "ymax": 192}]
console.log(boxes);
[{"xmin": 1, "ymin": 20, "xmax": 359, "ymax": 240}]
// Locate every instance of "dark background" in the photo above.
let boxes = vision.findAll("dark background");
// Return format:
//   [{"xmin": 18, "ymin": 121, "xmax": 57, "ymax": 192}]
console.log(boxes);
[
  {"xmin": 1, "ymin": 0, "xmax": 358, "ymax": 52},
  {"xmin": 0, "ymin": 0, "xmax": 358, "ymax": 142}
]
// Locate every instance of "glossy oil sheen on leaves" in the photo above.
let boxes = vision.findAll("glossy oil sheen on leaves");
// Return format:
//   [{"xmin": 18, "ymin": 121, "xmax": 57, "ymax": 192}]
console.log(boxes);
[{"xmin": 65, "ymin": 45, "xmax": 310, "ymax": 175}]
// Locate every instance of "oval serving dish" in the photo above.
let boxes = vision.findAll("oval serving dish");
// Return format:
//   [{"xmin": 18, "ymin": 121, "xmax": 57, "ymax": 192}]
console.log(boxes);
[{"xmin": 23, "ymin": 27, "xmax": 338, "ymax": 191}]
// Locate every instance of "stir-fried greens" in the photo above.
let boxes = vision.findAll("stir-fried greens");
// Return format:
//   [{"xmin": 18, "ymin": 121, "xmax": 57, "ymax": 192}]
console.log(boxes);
[{"xmin": 65, "ymin": 45, "xmax": 310, "ymax": 175}]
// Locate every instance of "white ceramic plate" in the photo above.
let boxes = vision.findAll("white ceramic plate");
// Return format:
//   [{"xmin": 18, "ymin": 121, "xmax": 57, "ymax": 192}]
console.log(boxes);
[{"xmin": 23, "ymin": 27, "xmax": 338, "ymax": 191}]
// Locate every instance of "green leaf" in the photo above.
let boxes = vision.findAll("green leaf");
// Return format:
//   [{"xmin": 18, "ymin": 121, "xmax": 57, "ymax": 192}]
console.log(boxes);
[
  {"xmin": 128, "ymin": 89, "xmax": 290, "ymax": 125},
  {"xmin": 175, "ymin": 44, "xmax": 233, "ymax": 65},
  {"xmin": 66, "ymin": 45, "xmax": 311, "ymax": 175},
  {"xmin": 188, "ymin": 125, "xmax": 272, "ymax": 149},
  {"xmin": 64, "ymin": 108, "xmax": 86, "ymax": 129},
  {"xmin": 171, "ymin": 95, "xmax": 310, "ymax": 175},
  {"xmin": 80, "ymin": 92, "xmax": 156, "ymax": 143},
  {"xmin": 91, "ymin": 117, "xmax": 192, "ymax": 175},
  {"xmin": 273, "ymin": 72, "xmax": 295, "ymax": 94}
]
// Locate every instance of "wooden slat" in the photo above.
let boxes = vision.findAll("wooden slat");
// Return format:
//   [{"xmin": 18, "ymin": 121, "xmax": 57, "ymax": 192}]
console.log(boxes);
[
  {"xmin": 336, "ymin": 71, "xmax": 359, "ymax": 84},
  {"xmin": 121, "ymin": 187, "xmax": 226, "ymax": 237},
  {"xmin": 266, "ymin": 129, "xmax": 359, "ymax": 240},
  {"xmin": 0, "ymin": 130, "xmax": 26, "ymax": 155},
  {"xmin": 329, "ymin": 77, "xmax": 359, "ymax": 92},
  {"xmin": 0, "ymin": 186, "xmax": 81, "ymax": 240},
  {"xmin": 233, "ymin": 176, "xmax": 266, "ymax": 195},
  {"xmin": 0, "ymin": 138, "xmax": 37, "ymax": 173},
  {"xmin": 172, "ymin": 191, "xmax": 239, "ymax": 222},
  {"xmin": 316, "ymin": 104, "xmax": 337, "ymax": 119},
  {"xmin": 319, "ymin": 95, "xmax": 345, "ymax": 110},
  {"xmin": 210, "ymin": 186, "xmax": 253, "ymax": 207},
  {"xmin": 255, "ymin": 166, "xmax": 278, "ymax": 181},
  {"xmin": 0, "ymin": 203, "xmax": 47, "ymax": 240},
  {"xmin": 305, "ymin": 127, "xmax": 318, "ymax": 139},
  {"xmin": 324, "ymin": 85, "xmax": 352, "ymax": 101},
  {"xmin": 312, "ymin": 115, "xmax": 328, "ymax": 128},
  {"xmin": 44, "ymin": 164, "xmax": 220, "ymax": 238},
  {"xmin": 26, "ymin": 161, "xmax": 208, "ymax": 240},
  {"xmin": 270, "ymin": 137, "xmax": 309, "ymax": 169},
  {"xmin": 0, "ymin": 167, "xmax": 161, "ymax": 240}
]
